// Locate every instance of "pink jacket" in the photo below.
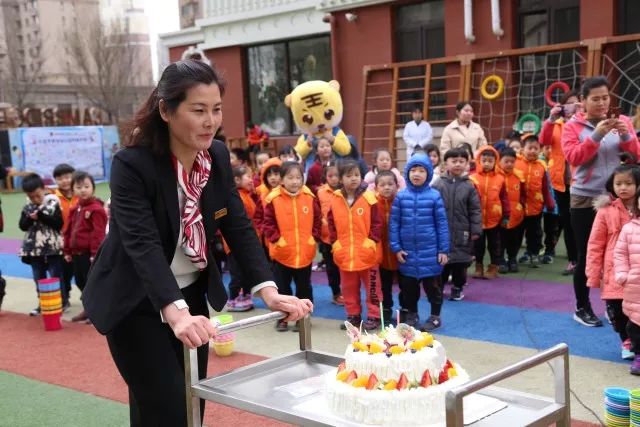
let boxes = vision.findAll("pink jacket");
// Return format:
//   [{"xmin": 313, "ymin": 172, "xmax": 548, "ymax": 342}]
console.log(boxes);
[
  {"xmin": 586, "ymin": 196, "xmax": 631, "ymax": 299},
  {"xmin": 364, "ymin": 168, "xmax": 406, "ymax": 191},
  {"xmin": 613, "ymin": 218, "xmax": 640, "ymax": 326}
]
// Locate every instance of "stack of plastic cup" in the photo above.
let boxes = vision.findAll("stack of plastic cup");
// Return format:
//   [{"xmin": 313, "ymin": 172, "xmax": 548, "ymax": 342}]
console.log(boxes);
[
  {"xmin": 210, "ymin": 314, "xmax": 235, "ymax": 357},
  {"xmin": 604, "ymin": 387, "xmax": 630, "ymax": 427},
  {"xmin": 37, "ymin": 278, "xmax": 63, "ymax": 331},
  {"xmin": 631, "ymin": 388, "xmax": 640, "ymax": 427}
]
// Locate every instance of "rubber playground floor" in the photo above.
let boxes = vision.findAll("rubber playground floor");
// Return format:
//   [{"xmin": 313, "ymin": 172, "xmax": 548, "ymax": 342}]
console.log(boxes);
[{"xmin": 0, "ymin": 184, "xmax": 636, "ymax": 426}]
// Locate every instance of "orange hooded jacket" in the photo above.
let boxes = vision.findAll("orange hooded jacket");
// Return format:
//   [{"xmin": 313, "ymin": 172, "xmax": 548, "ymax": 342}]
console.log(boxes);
[
  {"xmin": 469, "ymin": 146, "xmax": 510, "ymax": 229},
  {"xmin": 376, "ymin": 193, "xmax": 397, "ymax": 271},
  {"xmin": 514, "ymin": 155, "xmax": 555, "ymax": 216}
]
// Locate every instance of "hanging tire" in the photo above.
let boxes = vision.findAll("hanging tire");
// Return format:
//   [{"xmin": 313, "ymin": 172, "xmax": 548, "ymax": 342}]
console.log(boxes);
[
  {"xmin": 545, "ymin": 81, "xmax": 570, "ymax": 107},
  {"xmin": 480, "ymin": 75, "xmax": 505, "ymax": 101},
  {"xmin": 516, "ymin": 113, "xmax": 542, "ymax": 135}
]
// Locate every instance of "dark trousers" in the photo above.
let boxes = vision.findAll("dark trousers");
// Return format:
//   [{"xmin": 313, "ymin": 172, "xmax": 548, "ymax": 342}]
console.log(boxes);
[
  {"xmin": 227, "ymin": 255, "xmax": 251, "ymax": 299},
  {"xmin": 72, "ymin": 254, "xmax": 91, "ymax": 292},
  {"xmin": 522, "ymin": 214, "xmax": 543, "ymax": 256},
  {"xmin": 31, "ymin": 255, "xmax": 66, "ymax": 304},
  {"xmin": 555, "ymin": 190, "xmax": 577, "ymax": 262},
  {"xmin": 273, "ymin": 262, "xmax": 313, "ymax": 302},
  {"xmin": 106, "ymin": 282, "xmax": 208, "ymax": 427},
  {"xmin": 474, "ymin": 226, "xmax": 502, "ymax": 265},
  {"xmin": 379, "ymin": 266, "xmax": 397, "ymax": 310},
  {"xmin": 628, "ymin": 321, "xmax": 640, "ymax": 354},
  {"xmin": 606, "ymin": 299, "xmax": 629, "ymax": 342},
  {"xmin": 571, "ymin": 207, "xmax": 596, "ymax": 310},
  {"xmin": 399, "ymin": 274, "xmax": 442, "ymax": 316},
  {"xmin": 62, "ymin": 259, "xmax": 74, "ymax": 295},
  {"xmin": 543, "ymin": 213, "xmax": 559, "ymax": 255},
  {"xmin": 501, "ymin": 224, "xmax": 524, "ymax": 261},
  {"xmin": 441, "ymin": 263, "xmax": 468, "ymax": 290},
  {"xmin": 320, "ymin": 243, "xmax": 341, "ymax": 297}
]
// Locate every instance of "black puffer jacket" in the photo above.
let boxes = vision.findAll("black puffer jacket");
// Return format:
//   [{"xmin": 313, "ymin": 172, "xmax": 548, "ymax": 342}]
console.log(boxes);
[{"xmin": 431, "ymin": 173, "xmax": 482, "ymax": 264}]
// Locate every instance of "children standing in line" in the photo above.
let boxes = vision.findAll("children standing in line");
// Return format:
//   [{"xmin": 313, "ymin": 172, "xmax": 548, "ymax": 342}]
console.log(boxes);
[
  {"xmin": 305, "ymin": 137, "xmax": 334, "ymax": 194},
  {"xmin": 390, "ymin": 154, "xmax": 449, "ymax": 331},
  {"xmin": 19, "ymin": 173, "xmax": 65, "ymax": 316},
  {"xmin": 469, "ymin": 146, "xmax": 510, "ymax": 279},
  {"xmin": 587, "ymin": 165, "xmax": 640, "ymax": 359},
  {"xmin": 226, "ymin": 165, "xmax": 259, "ymax": 312},
  {"xmin": 374, "ymin": 170, "xmax": 399, "ymax": 324},
  {"xmin": 613, "ymin": 188, "xmax": 640, "ymax": 375},
  {"xmin": 515, "ymin": 134, "xmax": 556, "ymax": 267},
  {"xmin": 328, "ymin": 159, "xmax": 383, "ymax": 331},
  {"xmin": 424, "ymin": 143, "xmax": 442, "ymax": 184},
  {"xmin": 317, "ymin": 161, "xmax": 343, "ymax": 305},
  {"xmin": 263, "ymin": 162, "xmax": 321, "ymax": 331},
  {"xmin": 432, "ymin": 148, "xmax": 481, "ymax": 301},
  {"xmin": 498, "ymin": 148, "xmax": 526, "ymax": 273},
  {"xmin": 63, "ymin": 171, "xmax": 107, "ymax": 322},
  {"xmin": 540, "ymin": 145, "xmax": 560, "ymax": 264},
  {"xmin": 363, "ymin": 148, "xmax": 406, "ymax": 191},
  {"xmin": 52, "ymin": 163, "xmax": 78, "ymax": 305}
]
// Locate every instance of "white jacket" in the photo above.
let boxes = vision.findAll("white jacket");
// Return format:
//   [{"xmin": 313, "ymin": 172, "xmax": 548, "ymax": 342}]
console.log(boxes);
[{"xmin": 402, "ymin": 120, "xmax": 433, "ymax": 158}]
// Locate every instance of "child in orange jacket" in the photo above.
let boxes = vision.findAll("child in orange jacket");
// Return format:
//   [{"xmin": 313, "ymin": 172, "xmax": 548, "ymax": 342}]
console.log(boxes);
[
  {"xmin": 469, "ymin": 146, "xmax": 510, "ymax": 279},
  {"xmin": 317, "ymin": 161, "xmax": 343, "ymax": 305},
  {"xmin": 226, "ymin": 165, "xmax": 260, "ymax": 312},
  {"xmin": 374, "ymin": 170, "xmax": 399, "ymax": 325},
  {"xmin": 262, "ymin": 162, "xmax": 321, "ymax": 331},
  {"xmin": 587, "ymin": 165, "xmax": 640, "ymax": 359},
  {"xmin": 498, "ymin": 148, "xmax": 526, "ymax": 273},
  {"xmin": 515, "ymin": 134, "xmax": 555, "ymax": 267},
  {"xmin": 328, "ymin": 159, "xmax": 383, "ymax": 331}
]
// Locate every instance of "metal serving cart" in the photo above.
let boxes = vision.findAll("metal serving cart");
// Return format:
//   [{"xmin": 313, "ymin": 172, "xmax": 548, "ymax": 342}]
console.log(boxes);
[{"xmin": 185, "ymin": 312, "xmax": 571, "ymax": 427}]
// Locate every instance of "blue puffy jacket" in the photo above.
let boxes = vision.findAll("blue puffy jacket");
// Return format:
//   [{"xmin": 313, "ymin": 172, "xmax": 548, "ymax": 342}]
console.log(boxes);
[{"xmin": 389, "ymin": 154, "xmax": 449, "ymax": 279}]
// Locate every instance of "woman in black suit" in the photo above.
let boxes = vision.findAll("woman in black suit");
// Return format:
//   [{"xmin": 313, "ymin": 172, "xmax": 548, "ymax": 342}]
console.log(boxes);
[{"xmin": 83, "ymin": 60, "xmax": 313, "ymax": 426}]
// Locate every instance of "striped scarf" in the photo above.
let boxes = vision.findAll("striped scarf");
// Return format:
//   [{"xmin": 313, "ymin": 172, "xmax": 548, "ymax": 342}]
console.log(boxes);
[{"xmin": 172, "ymin": 150, "xmax": 212, "ymax": 270}]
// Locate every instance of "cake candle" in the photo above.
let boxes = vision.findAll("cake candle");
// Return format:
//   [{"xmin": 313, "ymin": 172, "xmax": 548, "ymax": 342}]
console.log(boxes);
[
  {"xmin": 379, "ymin": 302, "xmax": 384, "ymax": 331},
  {"xmin": 396, "ymin": 309, "xmax": 400, "ymax": 325}
]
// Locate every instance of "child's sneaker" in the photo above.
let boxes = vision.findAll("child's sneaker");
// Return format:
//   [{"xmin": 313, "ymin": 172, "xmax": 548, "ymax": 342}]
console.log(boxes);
[
  {"xmin": 518, "ymin": 252, "xmax": 531, "ymax": 263},
  {"xmin": 226, "ymin": 296, "xmax": 242, "ymax": 312},
  {"xmin": 449, "ymin": 287, "xmax": 464, "ymax": 301},
  {"xmin": 340, "ymin": 315, "xmax": 362, "ymax": 330},
  {"xmin": 29, "ymin": 306, "xmax": 41, "ymax": 316},
  {"xmin": 529, "ymin": 255, "xmax": 540, "ymax": 268},
  {"xmin": 240, "ymin": 294, "xmax": 255, "ymax": 311},
  {"xmin": 631, "ymin": 355, "xmax": 640, "ymax": 375},
  {"xmin": 420, "ymin": 315, "xmax": 442, "ymax": 332},
  {"xmin": 404, "ymin": 312, "xmax": 419, "ymax": 327},
  {"xmin": 622, "ymin": 339, "xmax": 635, "ymax": 360},
  {"xmin": 312, "ymin": 261, "xmax": 326, "ymax": 272},
  {"xmin": 362, "ymin": 317, "xmax": 381, "ymax": 331},
  {"xmin": 541, "ymin": 253, "xmax": 554, "ymax": 264},
  {"xmin": 508, "ymin": 259, "xmax": 519, "ymax": 273},
  {"xmin": 498, "ymin": 261, "xmax": 508, "ymax": 274}
]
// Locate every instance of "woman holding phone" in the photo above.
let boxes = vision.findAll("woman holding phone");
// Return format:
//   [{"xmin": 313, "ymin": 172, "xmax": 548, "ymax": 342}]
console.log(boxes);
[{"xmin": 561, "ymin": 76, "xmax": 640, "ymax": 327}]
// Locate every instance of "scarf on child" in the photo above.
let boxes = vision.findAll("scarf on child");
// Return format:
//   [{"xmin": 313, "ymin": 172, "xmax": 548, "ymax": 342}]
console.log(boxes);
[{"xmin": 172, "ymin": 150, "xmax": 211, "ymax": 270}]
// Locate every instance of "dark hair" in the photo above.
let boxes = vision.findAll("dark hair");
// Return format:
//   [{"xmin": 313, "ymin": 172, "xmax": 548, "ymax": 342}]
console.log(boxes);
[
  {"xmin": 412, "ymin": 107, "xmax": 423, "ymax": 113},
  {"xmin": 125, "ymin": 60, "xmax": 226, "ymax": 155},
  {"xmin": 522, "ymin": 134, "xmax": 540, "ymax": 146},
  {"xmin": 280, "ymin": 161, "xmax": 304, "ymax": 178},
  {"xmin": 444, "ymin": 147, "xmax": 469, "ymax": 161},
  {"xmin": 455, "ymin": 101, "xmax": 472, "ymax": 112},
  {"xmin": 560, "ymin": 89, "xmax": 580, "ymax": 105},
  {"xmin": 337, "ymin": 159, "xmax": 361, "ymax": 178},
  {"xmin": 371, "ymin": 148, "xmax": 391, "ymax": 173},
  {"xmin": 632, "ymin": 187, "xmax": 640, "ymax": 217},
  {"xmin": 424, "ymin": 143, "xmax": 440, "ymax": 160},
  {"xmin": 499, "ymin": 147, "xmax": 517, "ymax": 159},
  {"xmin": 231, "ymin": 147, "xmax": 249, "ymax": 164},
  {"xmin": 480, "ymin": 150, "xmax": 496, "ymax": 159},
  {"xmin": 22, "ymin": 173, "xmax": 44, "ymax": 192},
  {"xmin": 504, "ymin": 130, "xmax": 522, "ymax": 141},
  {"xmin": 322, "ymin": 160, "xmax": 338, "ymax": 180},
  {"xmin": 72, "ymin": 171, "xmax": 95, "ymax": 190},
  {"xmin": 375, "ymin": 169, "xmax": 398, "ymax": 186},
  {"xmin": 459, "ymin": 142, "xmax": 473, "ymax": 157},
  {"xmin": 278, "ymin": 145, "xmax": 296, "ymax": 157},
  {"xmin": 262, "ymin": 164, "xmax": 281, "ymax": 186},
  {"xmin": 606, "ymin": 164, "xmax": 640, "ymax": 198},
  {"xmin": 580, "ymin": 76, "xmax": 610, "ymax": 99},
  {"xmin": 52, "ymin": 163, "xmax": 75, "ymax": 178},
  {"xmin": 232, "ymin": 165, "xmax": 250, "ymax": 179}
]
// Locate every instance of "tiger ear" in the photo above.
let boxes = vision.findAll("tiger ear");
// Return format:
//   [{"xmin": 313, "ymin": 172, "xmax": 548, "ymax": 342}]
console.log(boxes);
[
  {"xmin": 284, "ymin": 94, "xmax": 292, "ymax": 108},
  {"xmin": 328, "ymin": 80, "xmax": 340, "ymax": 92}
]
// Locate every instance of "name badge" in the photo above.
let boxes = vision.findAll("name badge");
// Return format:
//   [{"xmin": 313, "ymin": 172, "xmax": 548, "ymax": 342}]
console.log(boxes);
[{"xmin": 214, "ymin": 208, "xmax": 227, "ymax": 220}]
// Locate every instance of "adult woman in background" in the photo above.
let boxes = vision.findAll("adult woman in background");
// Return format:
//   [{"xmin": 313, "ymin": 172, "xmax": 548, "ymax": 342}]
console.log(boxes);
[
  {"xmin": 83, "ymin": 60, "xmax": 312, "ymax": 426},
  {"xmin": 439, "ymin": 101, "xmax": 488, "ymax": 158},
  {"xmin": 561, "ymin": 76, "xmax": 640, "ymax": 327}
]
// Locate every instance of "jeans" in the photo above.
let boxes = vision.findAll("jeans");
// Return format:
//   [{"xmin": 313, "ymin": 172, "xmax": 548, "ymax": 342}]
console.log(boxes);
[{"xmin": 31, "ymin": 255, "xmax": 66, "ymax": 304}]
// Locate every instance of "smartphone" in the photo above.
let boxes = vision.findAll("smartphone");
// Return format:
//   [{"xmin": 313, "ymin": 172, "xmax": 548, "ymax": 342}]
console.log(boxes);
[{"xmin": 608, "ymin": 106, "xmax": 622, "ymax": 119}]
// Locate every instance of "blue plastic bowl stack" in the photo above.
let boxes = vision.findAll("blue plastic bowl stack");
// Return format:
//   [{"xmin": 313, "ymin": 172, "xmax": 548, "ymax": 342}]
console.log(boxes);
[
  {"xmin": 605, "ymin": 387, "xmax": 630, "ymax": 427},
  {"xmin": 630, "ymin": 388, "xmax": 640, "ymax": 427}
]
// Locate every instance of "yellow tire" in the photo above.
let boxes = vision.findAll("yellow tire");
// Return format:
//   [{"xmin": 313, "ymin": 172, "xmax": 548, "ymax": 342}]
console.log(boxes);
[{"xmin": 480, "ymin": 75, "xmax": 505, "ymax": 101}]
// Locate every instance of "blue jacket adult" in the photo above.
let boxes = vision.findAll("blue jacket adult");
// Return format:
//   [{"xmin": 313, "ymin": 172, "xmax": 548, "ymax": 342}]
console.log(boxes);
[{"xmin": 389, "ymin": 154, "xmax": 449, "ymax": 279}]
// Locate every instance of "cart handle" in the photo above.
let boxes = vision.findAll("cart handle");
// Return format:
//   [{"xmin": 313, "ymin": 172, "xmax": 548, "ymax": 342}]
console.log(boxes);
[
  {"xmin": 216, "ymin": 311, "xmax": 287, "ymax": 334},
  {"xmin": 445, "ymin": 343, "xmax": 570, "ymax": 427}
]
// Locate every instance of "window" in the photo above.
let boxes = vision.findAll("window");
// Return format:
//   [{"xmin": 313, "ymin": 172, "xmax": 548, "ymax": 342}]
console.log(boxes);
[
  {"xmin": 618, "ymin": 0, "xmax": 640, "ymax": 35},
  {"xmin": 246, "ymin": 35, "xmax": 332, "ymax": 135},
  {"xmin": 395, "ymin": 1, "xmax": 444, "ymax": 62},
  {"xmin": 518, "ymin": 0, "xmax": 579, "ymax": 47}
]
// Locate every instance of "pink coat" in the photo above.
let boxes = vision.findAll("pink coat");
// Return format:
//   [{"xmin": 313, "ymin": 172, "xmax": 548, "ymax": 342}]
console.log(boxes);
[
  {"xmin": 364, "ymin": 168, "xmax": 406, "ymax": 191},
  {"xmin": 586, "ymin": 196, "xmax": 632, "ymax": 299},
  {"xmin": 613, "ymin": 218, "xmax": 640, "ymax": 326}
]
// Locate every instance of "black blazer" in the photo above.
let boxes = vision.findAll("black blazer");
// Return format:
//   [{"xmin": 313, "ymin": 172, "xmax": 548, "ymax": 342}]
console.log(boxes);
[{"xmin": 83, "ymin": 141, "xmax": 273, "ymax": 335}]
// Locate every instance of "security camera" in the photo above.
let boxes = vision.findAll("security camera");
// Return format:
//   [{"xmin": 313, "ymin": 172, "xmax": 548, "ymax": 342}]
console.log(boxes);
[{"xmin": 345, "ymin": 13, "xmax": 357, "ymax": 22}]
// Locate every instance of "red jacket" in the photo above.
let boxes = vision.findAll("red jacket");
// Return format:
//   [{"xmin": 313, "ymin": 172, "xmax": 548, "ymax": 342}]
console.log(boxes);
[{"xmin": 64, "ymin": 197, "xmax": 107, "ymax": 256}]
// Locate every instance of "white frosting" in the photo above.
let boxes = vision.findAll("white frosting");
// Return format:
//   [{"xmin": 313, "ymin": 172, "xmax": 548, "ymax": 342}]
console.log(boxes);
[
  {"xmin": 325, "ymin": 365, "xmax": 470, "ymax": 426},
  {"xmin": 344, "ymin": 340, "xmax": 447, "ymax": 383}
]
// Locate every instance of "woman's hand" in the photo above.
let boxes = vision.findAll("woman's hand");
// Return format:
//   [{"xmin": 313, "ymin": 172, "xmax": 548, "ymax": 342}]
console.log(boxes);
[
  {"xmin": 259, "ymin": 286, "xmax": 313, "ymax": 322},
  {"xmin": 614, "ymin": 119, "xmax": 630, "ymax": 136},
  {"xmin": 549, "ymin": 104, "xmax": 563, "ymax": 119},
  {"xmin": 594, "ymin": 119, "xmax": 617, "ymax": 136},
  {"xmin": 163, "ymin": 305, "xmax": 217, "ymax": 349}
]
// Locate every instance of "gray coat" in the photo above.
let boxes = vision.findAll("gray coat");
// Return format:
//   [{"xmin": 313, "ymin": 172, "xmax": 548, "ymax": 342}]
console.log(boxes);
[{"xmin": 431, "ymin": 174, "xmax": 482, "ymax": 264}]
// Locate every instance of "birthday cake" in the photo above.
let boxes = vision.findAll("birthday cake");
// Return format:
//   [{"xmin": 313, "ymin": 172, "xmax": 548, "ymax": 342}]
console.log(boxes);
[{"xmin": 325, "ymin": 322, "xmax": 469, "ymax": 426}]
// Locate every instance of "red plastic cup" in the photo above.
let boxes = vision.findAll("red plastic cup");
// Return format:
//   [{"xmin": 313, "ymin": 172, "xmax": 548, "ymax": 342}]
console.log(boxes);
[{"xmin": 42, "ymin": 312, "xmax": 62, "ymax": 331}]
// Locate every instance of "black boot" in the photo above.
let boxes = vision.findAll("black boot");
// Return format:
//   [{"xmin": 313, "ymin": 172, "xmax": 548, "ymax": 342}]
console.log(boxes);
[{"xmin": 382, "ymin": 308, "xmax": 393, "ymax": 326}]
